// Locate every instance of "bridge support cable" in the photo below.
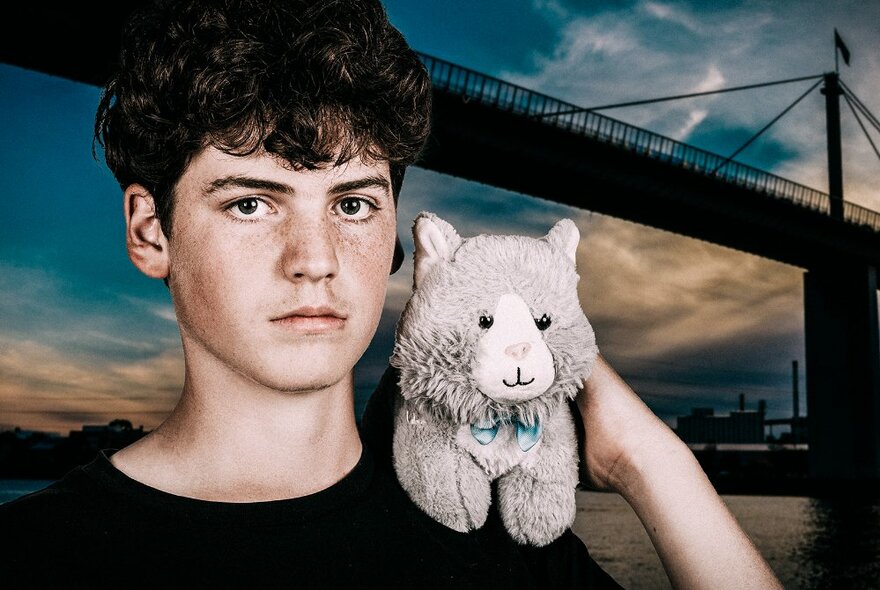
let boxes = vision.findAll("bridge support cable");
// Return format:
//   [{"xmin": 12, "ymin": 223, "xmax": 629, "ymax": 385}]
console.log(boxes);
[
  {"xmin": 534, "ymin": 74, "xmax": 823, "ymax": 119},
  {"xmin": 840, "ymin": 81, "xmax": 880, "ymax": 135},
  {"xmin": 840, "ymin": 80, "xmax": 880, "ymax": 131},
  {"xmin": 710, "ymin": 78, "xmax": 823, "ymax": 175},
  {"xmin": 842, "ymin": 91, "xmax": 880, "ymax": 166}
]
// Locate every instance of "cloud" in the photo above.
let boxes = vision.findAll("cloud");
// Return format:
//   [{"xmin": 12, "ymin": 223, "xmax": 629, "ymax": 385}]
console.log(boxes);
[
  {"xmin": 400, "ymin": 169, "xmax": 805, "ymax": 373},
  {"xmin": 0, "ymin": 263, "xmax": 179, "ymax": 363},
  {"xmin": 671, "ymin": 107, "xmax": 708, "ymax": 141},
  {"xmin": 577, "ymin": 212, "xmax": 803, "ymax": 356},
  {"xmin": 121, "ymin": 295, "xmax": 178, "ymax": 324},
  {"xmin": 642, "ymin": 1, "xmax": 704, "ymax": 34},
  {"xmin": 389, "ymin": 166, "xmax": 805, "ymax": 423},
  {"xmin": 501, "ymin": 0, "xmax": 880, "ymax": 212},
  {"xmin": 0, "ymin": 336, "xmax": 183, "ymax": 433},
  {"xmin": 573, "ymin": 211, "xmax": 803, "ymax": 422},
  {"xmin": 693, "ymin": 64, "xmax": 725, "ymax": 94},
  {"xmin": 531, "ymin": 0, "xmax": 569, "ymax": 21},
  {"xmin": 152, "ymin": 306, "xmax": 178, "ymax": 323}
]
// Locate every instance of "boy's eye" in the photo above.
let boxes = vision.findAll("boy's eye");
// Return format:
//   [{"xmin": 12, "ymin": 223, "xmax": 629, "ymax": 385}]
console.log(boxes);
[
  {"xmin": 335, "ymin": 197, "xmax": 374, "ymax": 221},
  {"xmin": 237, "ymin": 198, "xmax": 259, "ymax": 215},
  {"xmin": 226, "ymin": 197, "xmax": 271, "ymax": 220}
]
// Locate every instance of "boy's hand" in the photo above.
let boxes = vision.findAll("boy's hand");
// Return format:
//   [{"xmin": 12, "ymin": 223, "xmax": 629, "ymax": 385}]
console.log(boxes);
[{"xmin": 575, "ymin": 354, "xmax": 690, "ymax": 496}]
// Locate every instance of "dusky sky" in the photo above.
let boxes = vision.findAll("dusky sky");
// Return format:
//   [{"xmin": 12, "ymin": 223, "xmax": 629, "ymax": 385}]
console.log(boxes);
[{"xmin": 2, "ymin": 0, "xmax": 880, "ymax": 434}]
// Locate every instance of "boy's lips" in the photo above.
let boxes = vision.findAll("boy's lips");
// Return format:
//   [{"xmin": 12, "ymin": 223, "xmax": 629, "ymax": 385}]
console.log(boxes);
[{"xmin": 271, "ymin": 306, "xmax": 347, "ymax": 332}]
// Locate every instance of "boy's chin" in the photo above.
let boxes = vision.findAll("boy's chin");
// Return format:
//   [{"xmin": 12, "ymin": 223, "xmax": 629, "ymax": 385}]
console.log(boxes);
[{"xmin": 251, "ymin": 364, "xmax": 353, "ymax": 395}]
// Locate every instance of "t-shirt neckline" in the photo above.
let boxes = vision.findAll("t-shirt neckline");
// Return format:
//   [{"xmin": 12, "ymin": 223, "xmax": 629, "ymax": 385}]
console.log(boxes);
[{"xmin": 80, "ymin": 445, "xmax": 375, "ymax": 527}]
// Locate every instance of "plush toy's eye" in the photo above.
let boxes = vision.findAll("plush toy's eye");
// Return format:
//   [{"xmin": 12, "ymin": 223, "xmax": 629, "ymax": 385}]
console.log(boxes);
[
  {"xmin": 535, "ymin": 314, "xmax": 552, "ymax": 330},
  {"xmin": 478, "ymin": 315, "xmax": 494, "ymax": 329}
]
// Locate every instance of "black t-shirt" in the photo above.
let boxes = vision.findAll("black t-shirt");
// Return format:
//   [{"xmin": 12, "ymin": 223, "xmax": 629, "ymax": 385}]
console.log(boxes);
[{"xmin": 0, "ymin": 368, "xmax": 622, "ymax": 588}]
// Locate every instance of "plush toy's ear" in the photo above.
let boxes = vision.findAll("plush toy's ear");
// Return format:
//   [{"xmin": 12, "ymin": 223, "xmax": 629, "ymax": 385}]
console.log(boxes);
[
  {"xmin": 544, "ymin": 219, "xmax": 579, "ymax": 265},
  {"xmin": 412, "ymin": 212, "xmax": 461, "ymax": 288}
]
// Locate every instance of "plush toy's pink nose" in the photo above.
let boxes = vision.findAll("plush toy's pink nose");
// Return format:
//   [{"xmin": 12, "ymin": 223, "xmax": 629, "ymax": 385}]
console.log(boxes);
[{"xmin": 504, "ymin": 342, "xmax": 531, "ymax": 360}]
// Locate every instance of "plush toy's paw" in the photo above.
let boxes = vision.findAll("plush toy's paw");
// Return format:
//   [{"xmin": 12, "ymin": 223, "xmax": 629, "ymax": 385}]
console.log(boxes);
[
  {"xmin": 404, "ymin": 450, "xmax": 492, "ymax": 532},
  {"xmin": 434, "ymin": 452, "xmax": 493, "ymax": 532},
  {"xmin": 497, "ymin": 470, "xmax": 576, "ymax": 546},
  {"xmin": 393, "ymin": 419, "xmax": 492, "ymax": 532}
]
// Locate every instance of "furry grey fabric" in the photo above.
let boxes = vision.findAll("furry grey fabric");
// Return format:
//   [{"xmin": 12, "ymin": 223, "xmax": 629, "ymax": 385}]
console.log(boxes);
[{"xmin": 390, "ymin": 212, "xmax": 599, "ymax": 546}]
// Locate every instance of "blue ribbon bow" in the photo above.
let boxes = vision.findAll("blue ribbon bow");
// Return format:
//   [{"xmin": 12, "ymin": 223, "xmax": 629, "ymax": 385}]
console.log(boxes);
[{"xmin": 470, "ymin": 417, "xmax": 543, "ymax": 452}]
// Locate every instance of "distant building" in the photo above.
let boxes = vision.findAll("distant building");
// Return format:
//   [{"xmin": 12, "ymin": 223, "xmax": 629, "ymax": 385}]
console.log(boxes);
[
  {"xmin": 68, "ymin": 419, "xmax": 145, "ymax": 456},
  {"xmin": 1, "ymin": 419, "xmax": 148, "ymax": 479},
  {"xmin": 766, "ymin": 416, "xmax": 809, "ymax": 445},
  {"xmin": 676, "ymin": 399, "xmax": 766, "ymax": 444}
]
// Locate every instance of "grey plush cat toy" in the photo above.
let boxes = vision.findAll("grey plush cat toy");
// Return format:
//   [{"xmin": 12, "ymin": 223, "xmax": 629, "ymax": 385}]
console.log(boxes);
[{"xmin": 390, "ymin": 212, "xmax": 599, "ymax": 546}]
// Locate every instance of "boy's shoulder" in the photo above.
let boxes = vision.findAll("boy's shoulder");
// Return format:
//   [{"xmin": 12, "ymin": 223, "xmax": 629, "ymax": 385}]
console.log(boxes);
[
  {"xmin": 1, "ymin": 460, "xmax": 105, "ymax": 524},
  {"xmin": 0, "ymin": 454, "xmax": 130, "ymax": 566},
  {"xmin": 0, "ymin": 455, "xmax": 123, "ymax": 582}
]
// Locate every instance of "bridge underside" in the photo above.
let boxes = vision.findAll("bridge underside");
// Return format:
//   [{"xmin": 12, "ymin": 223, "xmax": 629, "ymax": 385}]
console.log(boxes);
[{"xmin": 420, "ymin": 91, "xmax": 880, "ymax": 269}]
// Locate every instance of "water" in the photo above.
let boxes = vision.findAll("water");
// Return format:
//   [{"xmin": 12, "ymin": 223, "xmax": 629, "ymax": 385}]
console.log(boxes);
[
  {"xmin": 3, "ymin": 481, "xmax": 878, "ymax": 588},
  {"xmin": 573, "ymin": 491, "xmax": 880, "ymax": 590},
  {"xmin": 0, "ymin": 480, "xmax": 53, "ymax": 504}
]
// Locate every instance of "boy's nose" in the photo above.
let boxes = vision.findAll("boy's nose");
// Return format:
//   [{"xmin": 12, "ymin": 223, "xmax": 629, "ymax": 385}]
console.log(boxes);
[{"xmin": 280, "ymin": 220, "xmax": 339, "ymax": 282}]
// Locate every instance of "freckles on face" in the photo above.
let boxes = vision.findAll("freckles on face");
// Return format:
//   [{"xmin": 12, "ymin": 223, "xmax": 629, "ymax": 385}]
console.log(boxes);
[
  {"xmin": 166, "ymin": 199, "xmax": 245, "ymax": 343},
  {"xmin": 334, "ymin": 206, "xmax": 397, "ymax": 329},
  {"xmin": 340, "ymin": 217, "xmax": 396, "ymax": 278},
  {"xmin": 162, "ymin": 147, "xmax": 399, "ymax": 391}
]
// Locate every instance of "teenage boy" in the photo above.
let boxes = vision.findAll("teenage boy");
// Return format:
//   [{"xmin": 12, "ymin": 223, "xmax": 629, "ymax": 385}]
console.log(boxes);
[{"xmin": 1, "ymin": 1, "xmax": 781, "ymax": 588}]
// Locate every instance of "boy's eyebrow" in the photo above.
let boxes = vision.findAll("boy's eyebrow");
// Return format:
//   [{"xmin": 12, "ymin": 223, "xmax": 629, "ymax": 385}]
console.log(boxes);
[
  {"xmin": 202, "ymin": 174, "xmax": 391, "ymax": 197},
  {"xmin": 328, "ymin": 175, "xmax": 391, "ymax": 196},
  {"xmin": 204, "ymin": 176, "xmax": 295, "ymax": 195}
]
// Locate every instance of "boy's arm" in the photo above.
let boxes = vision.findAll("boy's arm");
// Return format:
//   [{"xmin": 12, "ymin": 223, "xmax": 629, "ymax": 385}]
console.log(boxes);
[{"xmin": 576, "ymin": 354, "xmax": 783, "ymax": 590}]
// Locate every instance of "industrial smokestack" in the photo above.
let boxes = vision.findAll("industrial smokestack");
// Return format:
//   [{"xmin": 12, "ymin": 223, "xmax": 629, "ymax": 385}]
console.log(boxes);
[
  {"xmin": 738, "ymin": 393, "xmax": 745, "ymax": 412},
  {"xmin": 792, "ymin": 360, "xmax": 800, "ymax": 419},
  {"xmin": 758, "ymin": 399, "xmax": 766, "ymax": 416}
]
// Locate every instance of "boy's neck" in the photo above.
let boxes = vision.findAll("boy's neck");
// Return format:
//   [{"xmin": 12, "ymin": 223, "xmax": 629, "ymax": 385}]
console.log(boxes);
[{"xmin": 110, "ymin": 362, "xmax": 362, "ymax": 502}]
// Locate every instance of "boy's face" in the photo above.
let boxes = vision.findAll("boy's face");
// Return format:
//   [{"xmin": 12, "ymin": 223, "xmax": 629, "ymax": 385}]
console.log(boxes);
[{"xmin": 164, "ymin": 146, "xmax": 396, "ymax": 393}]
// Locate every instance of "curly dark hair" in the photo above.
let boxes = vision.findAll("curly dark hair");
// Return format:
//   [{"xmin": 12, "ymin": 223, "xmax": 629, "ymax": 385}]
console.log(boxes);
[{"xmin": 95, "ymin": 0, "xmax": 432, "ymax": 240}]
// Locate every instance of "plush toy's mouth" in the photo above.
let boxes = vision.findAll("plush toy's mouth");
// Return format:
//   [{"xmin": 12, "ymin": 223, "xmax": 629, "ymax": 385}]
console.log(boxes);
[{"xmin": 502, "ymin": 367, "xmax": 535, "ymax": 387}]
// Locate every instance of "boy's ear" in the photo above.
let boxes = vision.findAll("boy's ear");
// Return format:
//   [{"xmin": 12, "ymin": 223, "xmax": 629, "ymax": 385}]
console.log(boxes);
[{"xmin": 124, "ymin": 184, "xmax": 170, "ymax": 280}]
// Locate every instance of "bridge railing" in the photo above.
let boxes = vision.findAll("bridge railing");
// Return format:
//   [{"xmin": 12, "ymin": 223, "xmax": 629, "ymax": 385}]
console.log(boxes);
[{"xmin": 419, "ymin": 53, "xmax": 880, "ymax": 233}]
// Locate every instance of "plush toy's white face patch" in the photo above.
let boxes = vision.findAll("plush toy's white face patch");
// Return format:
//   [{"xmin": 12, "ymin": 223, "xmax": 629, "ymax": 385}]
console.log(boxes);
[
  {"xmin": 472, "ymin": 293, "xmax": 555, "ymax": 402},
  {"xmin": 392, "ymin": 212, "xmax": 598, "ymax": 426}
]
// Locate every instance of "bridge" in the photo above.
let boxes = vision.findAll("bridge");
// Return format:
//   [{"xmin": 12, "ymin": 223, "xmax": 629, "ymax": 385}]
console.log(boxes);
[
  {"xmin": 416, "ymin": 53, "xmax": 880, "ymax": 483},
  {"xmin": 2, "ymin": 4, "xmax": 879, "ymax": 483}
]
